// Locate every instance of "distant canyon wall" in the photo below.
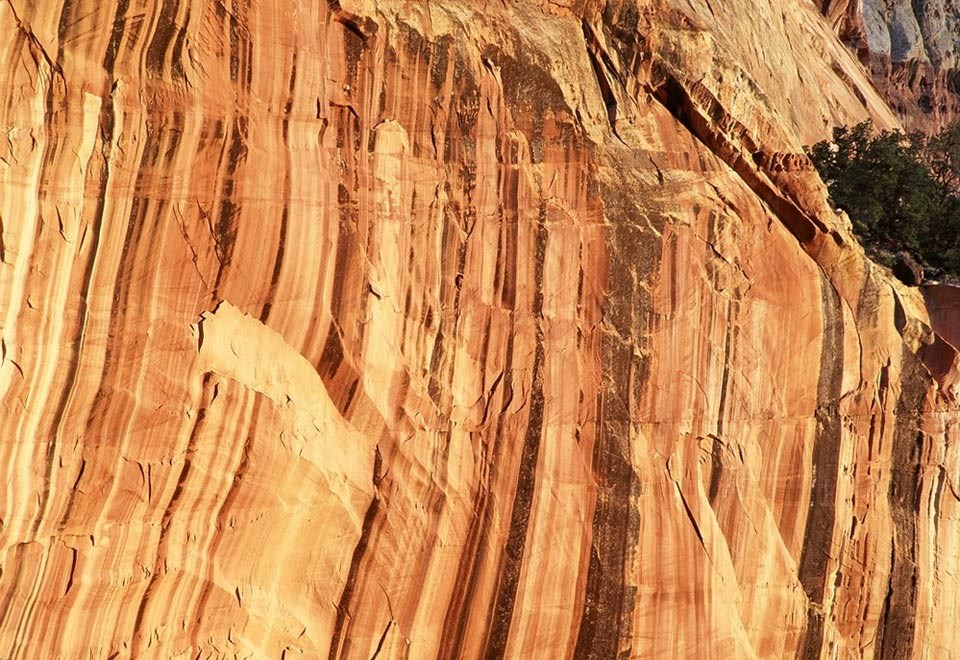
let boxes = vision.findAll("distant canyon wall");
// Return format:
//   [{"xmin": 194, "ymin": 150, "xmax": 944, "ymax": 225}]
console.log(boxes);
[{"xmin": 819, "ymin": 0, "xmax": 960, "ymax": 128}]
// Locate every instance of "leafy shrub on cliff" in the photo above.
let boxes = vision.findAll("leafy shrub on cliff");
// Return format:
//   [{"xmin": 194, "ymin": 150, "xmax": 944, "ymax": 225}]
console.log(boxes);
[{"xmin": 806, "ymin": 121, "xmax": 960, "ymax": 279}]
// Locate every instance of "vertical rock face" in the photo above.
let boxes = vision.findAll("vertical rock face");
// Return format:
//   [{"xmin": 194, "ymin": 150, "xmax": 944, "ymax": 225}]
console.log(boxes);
[{"xmin": 0, "ymin": 0, "xmax": 958, "ymax": 658}]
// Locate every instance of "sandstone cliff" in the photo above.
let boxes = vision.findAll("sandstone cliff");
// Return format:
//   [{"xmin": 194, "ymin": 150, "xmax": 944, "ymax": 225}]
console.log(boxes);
[{"xmin": 0, "ymin": 0, "xmax": 958, "ymax": 658}]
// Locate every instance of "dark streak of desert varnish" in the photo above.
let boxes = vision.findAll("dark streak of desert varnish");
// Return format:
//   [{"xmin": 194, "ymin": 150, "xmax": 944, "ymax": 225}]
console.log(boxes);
[
  {"xmin": 705, "ymin": 211, "xmax": 734, "ymax": 506},
  {"xmin": 259, "ymin": 49, "xmax": 297, "ymax": 324},
  {"xmin": 480, "ymin": 201, "xmax": 548, "ymax": 659},
  {"xmin": 797, "ymin": 271, "xmax": 844, "ymax": 660},
  {"xmin": 573, "ymin": 171, "xmax": 654, "ymax": 660},
  {"xmin": 876, "ymin": 347, "xmax": 926, "ymax": 660}
]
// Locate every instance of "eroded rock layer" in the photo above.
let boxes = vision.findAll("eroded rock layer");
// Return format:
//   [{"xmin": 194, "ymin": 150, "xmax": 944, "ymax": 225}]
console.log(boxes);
[
  {"xmin": 0, "ymin": 0, "xmax": 958, "ymax": 658},
  {"xmin": 819, "ymin": 0, "xmax": 960, "ymax": 128}
]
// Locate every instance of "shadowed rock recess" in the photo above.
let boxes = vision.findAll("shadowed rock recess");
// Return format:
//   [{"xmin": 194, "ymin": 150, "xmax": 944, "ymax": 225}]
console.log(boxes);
[{"xmin": 1, "ymin": 0, "xmax": 959, "ymax": 658}]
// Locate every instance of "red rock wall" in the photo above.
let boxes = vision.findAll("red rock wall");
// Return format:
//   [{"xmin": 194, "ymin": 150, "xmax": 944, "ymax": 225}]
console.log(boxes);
[{"xmin": 0, "ymin": 0, "xmax": 957, "ymax": 658}]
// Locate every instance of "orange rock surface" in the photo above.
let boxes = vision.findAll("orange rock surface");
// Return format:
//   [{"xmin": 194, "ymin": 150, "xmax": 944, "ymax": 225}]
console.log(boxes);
[{"xmin": 0, "ymin": 0, "xmax": 958, "ymax": 658}]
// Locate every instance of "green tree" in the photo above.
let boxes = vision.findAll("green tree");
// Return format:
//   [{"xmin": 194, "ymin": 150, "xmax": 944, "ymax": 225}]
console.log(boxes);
[
  {"xmin": 807, "ymin": 121, "xmax": 960, "ymax": 278},
  {"xmin": 918, "ymin": 125, "xmax": 960, "ymax": 269}
]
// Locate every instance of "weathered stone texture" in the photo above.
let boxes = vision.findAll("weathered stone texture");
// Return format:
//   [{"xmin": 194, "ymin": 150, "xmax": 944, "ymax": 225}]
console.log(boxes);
[{"xmin": 0, "ymin": 0, "xmax": 957, "ymax": 658}]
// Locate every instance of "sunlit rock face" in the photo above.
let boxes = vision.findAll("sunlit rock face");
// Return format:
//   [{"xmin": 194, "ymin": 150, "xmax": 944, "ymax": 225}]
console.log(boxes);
[{"xmin": 0, "ymin": 0, "xmax": 958, "ymax": 658}]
